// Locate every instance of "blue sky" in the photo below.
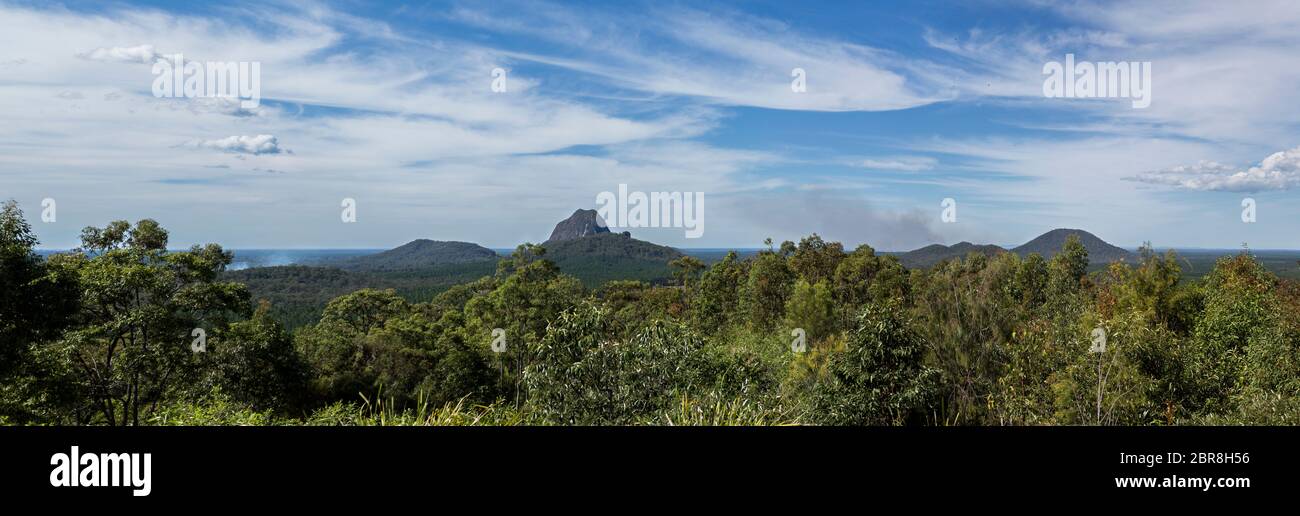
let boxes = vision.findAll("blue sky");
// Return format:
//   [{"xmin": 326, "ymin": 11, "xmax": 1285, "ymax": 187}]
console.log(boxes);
[{"xmin": 3, "ymin": 0, "xmax": 1299, "ymax": 250}]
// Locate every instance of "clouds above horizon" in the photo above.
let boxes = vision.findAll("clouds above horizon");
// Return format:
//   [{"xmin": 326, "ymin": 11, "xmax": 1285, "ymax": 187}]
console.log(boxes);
[
  {"xmin": 2, "ymin": 0, "xmax": 1300, "ymax": 249},
  {"xmin": 1125, "ymin": 146, "xmax": 1300, "ymax": 192},
  {"xmin": 859, "ymin": 157, "xmax": 938, "ymax": 172},
  {"xmin": 450, "ymin": 4, "xmax": 955, "ymax": 112},
  {"xmin": 188, "ymin": 135, "xmax": 287, "ymax": 155},
  {"xmin": 77, "ymin": 44, "xmax": 161, "ymax": 64}
]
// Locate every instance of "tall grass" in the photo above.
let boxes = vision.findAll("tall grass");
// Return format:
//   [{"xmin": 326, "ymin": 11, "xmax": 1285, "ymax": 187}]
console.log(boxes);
[
  {"xmin": 640, "ymin": 394, "xmax": 802, "ymax": 426},
  {"xmin": 305, "ymin": 394, "xmax": 525, "ymax": 426}
]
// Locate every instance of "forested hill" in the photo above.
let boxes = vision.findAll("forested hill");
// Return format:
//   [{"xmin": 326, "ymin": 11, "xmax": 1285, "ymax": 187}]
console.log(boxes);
[
  {"xmin": 898, "ymin": 242, "xmax": 1007, "ymax": 269},
  {"xmin": 226, "ymin": 214, "xmax": 687, "ymax": 326},
  {"xmin": 896, "ymin": 229, "xmax": 1135, "ymax": 269},
  {"xmin": 224, "ymin": 262, "xmax": 496, "ymax": 328},
  {"xmin": 339, "ymin": 240, "xmax": 498, "ymax": 271},
  {"xmin": 543, "ymin": 231, "xmax": 684, "ymax": 286},
  {"xmin": 1013, "ymin": 228, "xmax": 1135, "ymax": 263}
]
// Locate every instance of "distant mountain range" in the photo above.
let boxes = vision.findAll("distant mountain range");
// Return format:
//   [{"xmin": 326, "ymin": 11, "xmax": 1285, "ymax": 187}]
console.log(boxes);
[
  {"xmin": 222, "ymin": 216, "xmax": 1299, "ymax": 330},
  {"xmin": 897, "ymin": 242, "xmax": 1007, "ymax": 269},
  {"xmin": 896, "ymin": 228, "xmax": 1136, "ymax": 269},
  {"xmin": 320, "ymin": 209, "xmax": 683, "ymax": 285},
  {"xmin": 335, "ymin": 218, "xmax": 1133, "ymax": 277}
]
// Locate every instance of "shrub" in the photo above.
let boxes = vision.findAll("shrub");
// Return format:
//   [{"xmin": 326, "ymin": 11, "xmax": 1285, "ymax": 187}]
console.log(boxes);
[
  {"xmin": 812, "ymin": 302, "xmax": 940, "ymax": 425},
  {"xmin": 524, "ymin": 304, "xmax": 775, "ymax": 424}
]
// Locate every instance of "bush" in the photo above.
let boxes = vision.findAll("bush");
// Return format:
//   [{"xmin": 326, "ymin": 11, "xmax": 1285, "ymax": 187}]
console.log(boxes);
[
  {"xmin": 524, "ymin": 304, "xmax": 775, "ymax": 424},
  {"xmin": 812, "ymin": 302, "xmax": 940, "ymax": 425}
]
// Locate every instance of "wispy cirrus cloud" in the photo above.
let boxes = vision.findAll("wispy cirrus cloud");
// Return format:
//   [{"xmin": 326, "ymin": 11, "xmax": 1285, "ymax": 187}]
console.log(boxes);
[
  {"xmin": 858, "ymin": 156, "xmax": 937, "ymax": 172},
  {"xmin": 7, "ymin": 0, "xmax": 1300, "ymax": 250},
  {"xmin": 450, "ymin": 3, "xmax": 954, "ymax": 112},
  {"xmin": 0, "ymin": 2, "xmax": 784, "ymax": 248},
  {"xmin": 77, "ymin": 44, "xmax": 160, "ymax": 64}
]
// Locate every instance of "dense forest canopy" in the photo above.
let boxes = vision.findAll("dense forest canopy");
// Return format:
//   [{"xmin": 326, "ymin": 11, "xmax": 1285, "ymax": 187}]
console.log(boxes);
[{"xmin": 2, "ymin": 200, "xmax": 1297, "ymax": 426}]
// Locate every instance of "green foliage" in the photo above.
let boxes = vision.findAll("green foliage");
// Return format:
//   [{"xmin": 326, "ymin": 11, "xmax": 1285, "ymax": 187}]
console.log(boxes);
[
  {"xmin": 524, "ymin": 304, "xmax": 774, "ymax": 424},
  {"xmin": 692, "ymin": 251, "xmax": 746, "ymax": 334},
  {"xmin": 467, "ymin": 247, "xmax": 583, "ymax": 347},
  {"xmin": 831, "ymin": 245, "xmax": 911, "ymax": 325},
  {"xmin": 913, "ymin": 252, "xmax": 1022, "ymax": 424},
  {"xmin": 831, "ymin": 244, "xmax": 880, "ymax": 308},
  {"xmin": 1102, "ymin": 244, "xmax": 1184, "ymax": 328},
  {"xmin": 744, "ymin": 247, "xmax": 794, "ymax": 330},
  {"xmin": 463, "ymin": 248, "xmax": 585, "ymax": 402},
  {"xmin": 4, "ymin": 210, "xmax": 1298, "ymax": 427},
  {"xmin": 224, "ymin": 262, "xmax": 496, "ymax": 329},
  {"xmin": 318, "ymin": 288, "xmax": 413, "ymax": 335},
  {"xmin": 1015, "ymin": 253, "xmax": 1048, "ymax": 308},
  {"xmin": 669, "ymin": 255, "xmax": 705, "ymax": 287},
  {"xmin": 1048, "ymin": 311, "xmax": 1161, "ymax": 425},
  {"xmin": 781, "ymin": 332, "xmax": 846, "ymax": 418},
  {"xmin": 206, "ymin": 301, "xmax": 309, "ymax": 414},
  {"xmin": 304, "ymin": 397, "xmax": 525, "ymax": 426},
  {"xmin": 596, "ymin": 280, "xmax": 654, "ymax": 333},
  {"xmin": 1048, "ymin": 234, "xmax": 1090, "ymax": 297},
  {"xmin": 0, "ymin": 201, "xmax": 77, "ymax": 379},
  {"xmin": 785, "ymin": 279, "xmax": 836, "ymax": 343},
  {"xmin": 1184, "ymin": 253, "xmax": 1281, "ymax": 415},
  {"xmin": 149, "ymin": 390, "xmax": 278, "ymax": 426},
  {"xmin": 36, "ymin": 219, "xmax": 251, "ymax": 425},
  {"xmin": 640, "ymin": 393, "xmax": 799, "ymax": 426},
  {"xmin": 789, "ymin": 234, "xmax": 845, "ymax": 285},
  {"xmin": 296, "ymin": 289, "xmax": 495, "ymax": 409},
  {"xmin": 812, "ymin": 302, "xmax": 940, "ymax": 425}
]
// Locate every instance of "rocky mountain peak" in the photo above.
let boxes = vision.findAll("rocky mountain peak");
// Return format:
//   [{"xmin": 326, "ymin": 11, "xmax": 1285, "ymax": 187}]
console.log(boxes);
[{"xmin": 546, "ymin": 209, "xmax": 610, "ymax": 243}]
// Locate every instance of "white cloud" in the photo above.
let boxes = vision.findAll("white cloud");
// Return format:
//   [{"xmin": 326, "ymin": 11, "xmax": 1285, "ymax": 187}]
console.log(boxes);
[
  {"xmin": 924, "ymin": 1, "xmax": 1300, "ymax": 146},
  {"xmin": 1125, "ymin": 146, "xmax": 1300, "ymax": 192},
  {"xmin": 859, "ymin": 156, "xmax": 937, "ymax": 171},
  {"xmin": 188, "ymin": 135, "xmax": 285, "ymax": 155},
  {"xmin": 8, "ymin": 1, "xmax": 1300, "ymax": 250},
  {"xmin": 0, "ymin": 3, "xmax": 771, "ymax": 248},
  {"xmin": 458, "ymin": 5, "xmax": 952, "ymax": 112},
  {"xmin": 77, "ymin": 44, "xmax": 160, "ymax": 64}
]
